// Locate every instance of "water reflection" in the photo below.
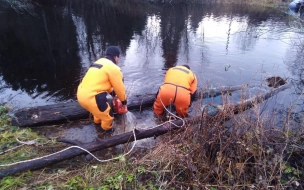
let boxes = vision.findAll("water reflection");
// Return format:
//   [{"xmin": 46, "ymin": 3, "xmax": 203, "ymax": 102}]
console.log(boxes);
[
  {"xmin": 0, "ymin": 0, "xmax": 148, "ymax": 107},
  {"xmin": 0, "ymin": 0, "xmax": 81, "ymax": 103},
  {"xmin": 0, "ymin": 1, "xmax": 296, "ymax": 110},
  {"xmin": 160, "ymin": 5, "xmax": 188, "ymax": 69},
  {"xmin": 3, "ymin": 1, "xmax": 304, "ymax": 158}
]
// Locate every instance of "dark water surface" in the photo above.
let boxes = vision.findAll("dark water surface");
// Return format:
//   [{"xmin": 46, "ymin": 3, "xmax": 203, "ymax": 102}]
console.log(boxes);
[{"xmin": 1, "ymin": 1, "xmax": 304, "ymax": 145}]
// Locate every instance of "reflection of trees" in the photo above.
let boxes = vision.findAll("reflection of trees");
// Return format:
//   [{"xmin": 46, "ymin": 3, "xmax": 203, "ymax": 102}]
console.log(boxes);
[
  {"xmin": 0, "ymin": 1, "xmax": 81, "ymax": 101},
  {"xmin": 193, "ymin": 4, "xmax": 284, "ymax": 52},
  {"xmin": 71, "ymin": 0, "xmax": 147, "ymax": 61},
  {"xmin": 160, "ymin": 5, "xmax": 188, "ymax": 69},
  {"xmin": 0, "ymin": 0, "xmax": 147, "ymax": 102},
  {"xmin": 158, "ymin": 4, "xmax": 285, "ymax": 69},
  {"xmin": 0, "ymin": 1, "xmax": 288, "ymax": 102},
  {"xmin": 234, "ymin": 24, "xmax": 259, "ymax": 51},
  {"xmin": 137, "ymin": 15, "xmax": 162, "ymax": 67},
  {"xmin": 0, "ymin": 0, "xmax": 35, "ymax": 15},
  {"xmin": 229, "ymin": 5, "xmax": 282, "ymax": 52}
]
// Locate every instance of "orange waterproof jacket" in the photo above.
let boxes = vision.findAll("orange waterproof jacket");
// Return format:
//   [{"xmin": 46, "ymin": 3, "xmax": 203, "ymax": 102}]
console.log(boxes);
[
  {"xmin": 78, "ymin": 58, "xmax": 126, "ymax": 102},
  {"xmin": 163, "ymin": 65, "xmax": 197, "ymax": 94}
]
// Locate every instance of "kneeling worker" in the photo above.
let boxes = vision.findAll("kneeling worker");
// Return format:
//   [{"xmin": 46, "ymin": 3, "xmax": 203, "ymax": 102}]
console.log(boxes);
[
  {"xmin": 77, "ymin": 46, "xmax": 127, "ymax": 131},
  {"xmin": 153, "ymin": 65, "xmax": 197, "ymax": 117}
]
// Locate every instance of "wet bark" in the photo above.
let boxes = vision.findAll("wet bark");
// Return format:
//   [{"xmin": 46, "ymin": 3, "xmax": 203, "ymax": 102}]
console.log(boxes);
[
  {"xmin": 11, "ymin": 94, "xmax": 157, "ymax": 127},
  {"xmin": 11, "ymin": 85, "xmax": 245, "ymax": 127}
]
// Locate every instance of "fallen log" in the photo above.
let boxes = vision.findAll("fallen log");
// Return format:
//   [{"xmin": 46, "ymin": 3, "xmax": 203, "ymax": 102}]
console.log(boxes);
[
  {"xmin": 0, "ymin": 118, "xmax": 187, "ymax": 178},
  {"xmin": 0, "ymin": 83, "xmax": 290, "ymax": 178},
  {"xmin": 10, "ymin": 85, "xmax": 246, "ymax": 127},
  {"xmin": 216, "ymin": 82, "xmax": 291, "ymax": 116}
]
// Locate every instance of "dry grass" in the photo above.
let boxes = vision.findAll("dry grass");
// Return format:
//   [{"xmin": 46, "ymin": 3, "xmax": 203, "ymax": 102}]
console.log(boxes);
[{"xmin": 132, "ymin": 102, "xmax": 304, "ymax": 189}]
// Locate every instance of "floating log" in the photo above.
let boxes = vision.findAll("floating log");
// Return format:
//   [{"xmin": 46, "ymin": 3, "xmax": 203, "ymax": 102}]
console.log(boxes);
[
  {"xmin": 10, "ymin": 85, "xmax": 246, "ymax": 128},
  {"xmin": 0, "ymin": 83, "xmax": 290, "ymax": 178}
]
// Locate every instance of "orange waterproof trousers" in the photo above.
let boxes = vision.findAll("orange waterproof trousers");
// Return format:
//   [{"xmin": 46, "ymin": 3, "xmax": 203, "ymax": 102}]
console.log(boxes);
[
  {"xmin": 77, "ymin": 88, "xmax": 113, "ymax": 130},
  {"xmin": 153, "ymin": 84, "xmax": 191, "ymax": 117}
]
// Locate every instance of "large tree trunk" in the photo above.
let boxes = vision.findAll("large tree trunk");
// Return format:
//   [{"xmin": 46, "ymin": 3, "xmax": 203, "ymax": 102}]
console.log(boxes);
[{"xmin": 11, "ymin": 85, "xmax": 245, "ymax": 127}]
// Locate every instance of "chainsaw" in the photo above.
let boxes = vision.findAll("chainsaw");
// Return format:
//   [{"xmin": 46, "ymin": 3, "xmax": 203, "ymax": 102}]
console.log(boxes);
[{"xmin": 112, "ymin": 96, "xmax": 128, "ymax": 114}]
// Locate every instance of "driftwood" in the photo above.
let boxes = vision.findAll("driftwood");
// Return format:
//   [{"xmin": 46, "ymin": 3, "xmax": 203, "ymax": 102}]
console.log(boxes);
[
  {"xmin": 230, "ymin": 82, "xmax": 290, "ymax": 115},
  {"xmin": 202, "ymin": 82, "xmax": 291, "ymax": 118},
  {"xmin": 10, "ymin": 85, "xmax": 245, "ymax": 128},
  {"xmin": 0, "ymin": 83, "xmax": 290, "ymax": 178},
  {"xmin": 266, "ymin": 76, "xmax": 287, "ymax": 88}
]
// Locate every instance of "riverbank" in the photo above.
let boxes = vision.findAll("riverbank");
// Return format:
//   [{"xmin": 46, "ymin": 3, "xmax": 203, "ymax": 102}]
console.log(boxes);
[
  {"xmin": 1, "ymin": 0, "xmax": 304, "ymax": 189},
  {"xmin": 1, "ymin": 88, "xmax": 304, "ymax": 189}
]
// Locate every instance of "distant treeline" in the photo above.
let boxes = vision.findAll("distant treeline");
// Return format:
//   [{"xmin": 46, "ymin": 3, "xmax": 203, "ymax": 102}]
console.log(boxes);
[
  {"xmin": 102, "ymin": 0, "xmax": 284, "ymax": 5},
  {"xmin": 0, "ymin": 0, "xmax": 285, "ymax": 14}
]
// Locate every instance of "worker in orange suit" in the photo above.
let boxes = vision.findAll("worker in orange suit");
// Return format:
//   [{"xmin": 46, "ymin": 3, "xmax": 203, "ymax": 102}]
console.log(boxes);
[
  {"xmin": 77, "ymin": 46, "xmax": 127, "ymax": 131},
  {"xmin": 153, "ymin": 65, "xmax": 197, "ymax": 117}
]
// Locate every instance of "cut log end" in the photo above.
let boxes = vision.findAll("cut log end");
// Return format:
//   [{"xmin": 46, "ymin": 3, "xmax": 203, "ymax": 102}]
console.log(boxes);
[{"xmin": 266, "ymin": 76, "xmax": 287, "ymax": 88}]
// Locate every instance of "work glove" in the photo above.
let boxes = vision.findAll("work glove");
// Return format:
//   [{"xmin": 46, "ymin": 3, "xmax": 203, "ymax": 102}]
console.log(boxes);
[
  {"xmin": 110, "ymin": 90, "xmax": 116, "ymax": 97},
  {"xmin": 190, "ymin": 91, "xmax": 197, "ymax": 103},
  {"xmin": 121, "ymin": 100, "xmax": 127, "ymax": 106}
]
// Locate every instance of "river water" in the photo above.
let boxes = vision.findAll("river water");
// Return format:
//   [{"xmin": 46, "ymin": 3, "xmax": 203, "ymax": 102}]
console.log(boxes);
[{"xmin": 0, "ymin": 1, "xmax": 303, "ymax": 147}]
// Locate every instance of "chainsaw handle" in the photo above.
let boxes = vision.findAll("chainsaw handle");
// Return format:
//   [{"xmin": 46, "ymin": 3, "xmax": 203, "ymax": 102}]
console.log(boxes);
[{"xmin": 121, "ymin": 100, "xmax": 127, "ymax": 105}]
